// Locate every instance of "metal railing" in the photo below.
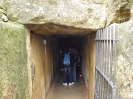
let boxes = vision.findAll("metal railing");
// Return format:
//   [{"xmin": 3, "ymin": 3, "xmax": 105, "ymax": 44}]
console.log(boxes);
[{"xmin": 94, "ymin": 23, "xmax": 118, "ymax": 99}]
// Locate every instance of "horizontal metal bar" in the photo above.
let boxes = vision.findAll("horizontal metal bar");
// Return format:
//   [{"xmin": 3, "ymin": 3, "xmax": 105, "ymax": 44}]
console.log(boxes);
[
  {"xmin": 95, "ymin": 66, "xmax": 116, "ymax": 88},
  {"xmin": 95, "ymin": 39, "xmax": 118, "ymax": 41}
]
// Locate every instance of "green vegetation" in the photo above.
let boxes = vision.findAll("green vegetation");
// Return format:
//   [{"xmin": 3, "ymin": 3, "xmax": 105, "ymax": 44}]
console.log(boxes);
[{"xmin": 0, "ymin": 21, "xmax": 29, "ymax": 99}]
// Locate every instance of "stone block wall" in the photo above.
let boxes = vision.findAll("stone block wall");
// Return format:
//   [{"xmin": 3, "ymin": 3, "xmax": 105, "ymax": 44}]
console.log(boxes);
[
  {"xmin": 27, "ymin": 32, "xmax": 59, "ymax": 99},
  {"xmin": 117, "ymin": 21, "xmax": 133, "ymax": 99},
  {"xmin": 44, "ymin": 36, "xmax": 59, "ymax": 94},
  {"xmin": 30, "ymin": 33, "xmax": 46, "ymax": 99},
  {"xmin": 81, "ymin": 33, "xmax": 96, "ymax": 99},
  {"xmin": 0, "ymin": 21, "xmax": 29, "ymax": 99}
]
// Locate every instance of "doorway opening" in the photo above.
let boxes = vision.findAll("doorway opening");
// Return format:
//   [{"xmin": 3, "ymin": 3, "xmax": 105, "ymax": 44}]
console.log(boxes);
[{"xmin": 25, "ymin": 23, "xmax": 96, "ymax": 99}]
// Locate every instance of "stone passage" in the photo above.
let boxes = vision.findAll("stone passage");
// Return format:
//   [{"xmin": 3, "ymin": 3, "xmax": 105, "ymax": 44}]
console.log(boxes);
[{"xmin": 46, "ymin": 71, "xmax": 88, "ymax": 99}]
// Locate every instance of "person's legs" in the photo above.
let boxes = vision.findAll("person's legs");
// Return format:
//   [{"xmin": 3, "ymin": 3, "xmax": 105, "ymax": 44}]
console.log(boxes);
[
  {"xmin": 72, "ymin": 66, "xmax": 74, "ymax": 81},
  {"xmin": 72, "ymin": 62, "xmax": 77, "ymax": 82},
  {"xmin": 73, "ymin": 63, "xmax": 77, "ymax": 82},
  {"xmin": 68, "ymin": 67, "xmax": 73, "ymax": 85},
  {"xmin": 63, "ymin": 67, "xmax": 67, "ymax": 85}
]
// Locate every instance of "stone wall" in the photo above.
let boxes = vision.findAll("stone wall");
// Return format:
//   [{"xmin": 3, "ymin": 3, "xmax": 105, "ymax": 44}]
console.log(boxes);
[
  {"xmin": 117, "ymin": 20, "xmax": 133, "ymax": 99},
  {"xmin": 27, "ymin": 33, "xmax": 59, "ymax": 99},
  {"xmin": 44, "ymin": 36, "xmax": 59, "ymax": 94},
  {"xmin": 81, "ymin": 33, "xmax": 96, "ymax": 99},
  {"xmin": 30, "ymin": 33, "xmax": 46, "ymax": 99},
  {"xmin": 0, "ymin": 0, "xmax": 133, "ymax": 99},
  {"xmin": 131, "ymin": 1, "xmax": 133, "ymax": 20},
  {"xmin": 0, "ymin": 21, "xmax": 29, "ymax": 99}
]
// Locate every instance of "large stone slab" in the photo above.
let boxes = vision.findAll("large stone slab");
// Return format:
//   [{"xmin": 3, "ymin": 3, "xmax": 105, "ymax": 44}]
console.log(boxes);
[
  {"xmin": 117, "ymin": 20, "xmax": 133, "ymax": 99},
  {"xmin": 0, "ymin": 21, "xmax": 29, "ymax": 99},
  {"xmin": 0, "ymin": 0, "xmax": 132, "ymax": 29}
]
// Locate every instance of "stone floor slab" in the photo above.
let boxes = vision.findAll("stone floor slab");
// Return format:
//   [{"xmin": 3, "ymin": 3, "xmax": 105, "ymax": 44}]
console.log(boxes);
[{"xmin": 46, "ymin": 71, "xmax": 88, "ymax": 99}]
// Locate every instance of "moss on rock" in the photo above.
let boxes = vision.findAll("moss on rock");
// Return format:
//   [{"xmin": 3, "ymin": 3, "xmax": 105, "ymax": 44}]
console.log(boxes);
[{"xmin": 0, "ymin": 21, "xmax": 29, "ymax": 99}]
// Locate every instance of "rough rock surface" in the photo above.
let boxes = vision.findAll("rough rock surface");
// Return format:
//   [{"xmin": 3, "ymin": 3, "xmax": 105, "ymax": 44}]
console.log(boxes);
[
  {"xmin": 131, "ymin": 2, "xmax": 133, "ymax": 20},
  {"xmin": 0, "ymin": 0, "xmax": 132, "ymax": 30},
  {"xmin": 0, "ymin": 1, "xmax": 133, "ymax": 99},
  {"xmin": 0, "ymin": 22, "xmax": 29, "ymax": 99},
  {"xmin": 117, "ymin": 20, "xmax": 133, "ymax": 99}
]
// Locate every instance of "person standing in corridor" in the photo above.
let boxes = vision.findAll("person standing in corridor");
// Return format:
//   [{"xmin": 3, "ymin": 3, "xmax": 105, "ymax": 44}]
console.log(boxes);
[
  {"xmin": 70, "ymin": 45, "xmax": 80, "ymax": 83},
  {"xmin": 62, "ymin": 48, "xmax": 75, "ymax": 86}
]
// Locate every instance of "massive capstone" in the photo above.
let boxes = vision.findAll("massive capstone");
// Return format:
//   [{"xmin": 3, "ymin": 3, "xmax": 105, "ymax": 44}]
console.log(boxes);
[{"xmin": 0, "ymin": 0, "xmax": 132, "ymax": 30}]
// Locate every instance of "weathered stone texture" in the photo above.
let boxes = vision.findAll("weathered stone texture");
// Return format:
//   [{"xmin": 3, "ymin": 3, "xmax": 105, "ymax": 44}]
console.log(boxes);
[
  {"xmin": 30, "ymin": 33, "xmax": 46, "ymax": 99},
  {"xmin": 131, "ymin": 3, "xmax": 133, "ymax": 20},
  {"xmin": 117, "ymin": 20, "xmax": 133, "ymax": 99},
  {"xmin": 81, "ymin": 33, "xmax": 96, "ymax": 99},
  {"xmin": 27, "ymin": 33, "xmax": 59, "ymax": 99},
  {"xmin": 0, "ymin": 0, "xmax": 132, "ymax": 29},
  {"xmin": 0, "ymin": 21, "xmax": 29, "ymax": 99},
  {"xmin": 0, "ymin": 0, "xmax": 133, "ymax": 99}
]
